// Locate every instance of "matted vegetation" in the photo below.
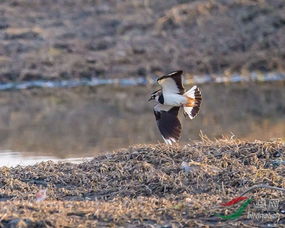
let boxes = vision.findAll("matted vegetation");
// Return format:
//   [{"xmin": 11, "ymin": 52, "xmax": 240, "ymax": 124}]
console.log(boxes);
[{"xmin": 0, "ymin": 138, "xmax": 284, "ymax": 227}]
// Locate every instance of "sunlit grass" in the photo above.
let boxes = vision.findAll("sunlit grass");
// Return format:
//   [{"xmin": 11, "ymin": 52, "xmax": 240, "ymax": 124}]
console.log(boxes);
[{"xmin": 0, "ymin": 138, "xmax": 284, "ymax": 226}]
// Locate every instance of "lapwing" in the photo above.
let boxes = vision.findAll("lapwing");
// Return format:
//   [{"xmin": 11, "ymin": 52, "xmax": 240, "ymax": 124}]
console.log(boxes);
[{"xmin": 149, "ymin": 70, "xmax": 202, "ymax": 145}]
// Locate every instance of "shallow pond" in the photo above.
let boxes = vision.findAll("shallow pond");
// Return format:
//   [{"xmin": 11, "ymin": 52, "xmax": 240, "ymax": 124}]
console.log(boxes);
[{"xmin": 0, "ymin": 80, "xmax": 284, "ymax": 166}]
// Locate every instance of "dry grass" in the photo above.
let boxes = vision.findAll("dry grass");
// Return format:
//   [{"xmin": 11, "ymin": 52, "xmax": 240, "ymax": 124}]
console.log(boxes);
[{"xmin": 0, "ymin": 138, "xmax": 284, "ymax": 227}]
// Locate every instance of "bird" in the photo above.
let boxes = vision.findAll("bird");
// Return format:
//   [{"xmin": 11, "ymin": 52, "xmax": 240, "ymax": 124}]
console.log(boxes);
[{"xmin": 148, "ymin": 70, "xmax": 202, "ymax": 145}]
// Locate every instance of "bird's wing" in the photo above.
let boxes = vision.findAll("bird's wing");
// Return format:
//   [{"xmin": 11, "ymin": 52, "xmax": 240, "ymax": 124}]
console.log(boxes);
[
  {"xmin": 157, "ymin": 70, "xmax": 184, "ymax": 95},
  {"xmin": 153, "ymin": 104, "xmax": 181, "ymax": 145}
]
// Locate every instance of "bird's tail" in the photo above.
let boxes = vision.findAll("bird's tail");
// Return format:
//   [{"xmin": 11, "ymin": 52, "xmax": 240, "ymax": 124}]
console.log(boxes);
[{"xmin": 183, "ymin": 86, "xmax": 202, "ymax": 119}]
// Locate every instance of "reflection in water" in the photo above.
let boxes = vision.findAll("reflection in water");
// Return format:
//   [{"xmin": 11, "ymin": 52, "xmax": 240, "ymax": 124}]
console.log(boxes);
[{"xmin": 0, "ymin": 81, "xmax": 284, "ymax": 166}]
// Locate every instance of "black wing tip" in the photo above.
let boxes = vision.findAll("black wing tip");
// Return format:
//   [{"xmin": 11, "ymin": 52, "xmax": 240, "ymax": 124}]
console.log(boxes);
[
  {"xmin": 175, "ymin": 70, "xmax": 183, "ymax": 74},
  {"xmin": 161, "ymin": 128, "xmax": 181, "ymax": 143},
  {"xmin": 164, "ymin": 129, "xmax": 181, "ymax": 141},
  {"xmin": 156, "ymin": 111, "xmax": 182, "ymax": 143},
  {"xmin": 157, "ymin": 70, "xmax": 183, "ymax": 82},
  {"xmin": 161, "ymin": 127, "xmax": 181, "ymax": 144},
  {"xmin": 190, "ymin": 88, "xmax": 202, "ymax": 118},
  {"xmin": 191, "ymin": 106, "xmax": 200, "ymax": 118}
]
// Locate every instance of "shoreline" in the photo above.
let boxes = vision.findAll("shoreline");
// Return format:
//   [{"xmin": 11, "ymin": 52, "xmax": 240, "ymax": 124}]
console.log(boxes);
[{"xmin": 0, "ymin": 139, "xmax": 284, "ymax": 227}]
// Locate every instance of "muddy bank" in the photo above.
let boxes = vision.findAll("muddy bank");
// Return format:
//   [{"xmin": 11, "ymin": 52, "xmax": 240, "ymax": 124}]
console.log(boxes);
[
  {"xmin": 0, "ymin": 0, "xmax": 284, "ymax": 82},
  {"xmin": 0, "ymin": 139, "xmax": 284, "ymax": 227}
]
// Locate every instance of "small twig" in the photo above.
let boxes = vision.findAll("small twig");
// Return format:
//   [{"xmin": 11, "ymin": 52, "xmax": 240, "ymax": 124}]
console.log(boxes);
[
  {"xmin": 240, "ymin": 184, "xmax": 285, "ymax": 196},
  {"xmin": 221, "ymin": 181, "xmax": 225, "ymax": 196}
]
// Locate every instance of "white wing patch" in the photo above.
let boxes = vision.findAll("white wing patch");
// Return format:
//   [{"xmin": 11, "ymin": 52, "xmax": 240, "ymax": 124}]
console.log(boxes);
[
  {"xmin": 158, "ymin": 78, "xmax": 180, "ymax": 94},
  {"xmin": 162, "ymin": 136, "xmax": 176, "ymax": 145},
  {"xmin": 183, "ymin": 85, "xmax": 202, "ymax": 119},
  {"xmin": 184, "ymin": 85, "xmax": 197, "ymax": 98},
  {"xmin": 183, "ymin": 107, "xmax": 195, "ymax": 119}
]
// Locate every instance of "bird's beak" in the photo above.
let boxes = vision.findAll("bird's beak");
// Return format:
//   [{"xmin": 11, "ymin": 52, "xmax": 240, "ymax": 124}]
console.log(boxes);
[{"xmin": 148, "ymin": 97, "xmax": 153, "ymax": 102}]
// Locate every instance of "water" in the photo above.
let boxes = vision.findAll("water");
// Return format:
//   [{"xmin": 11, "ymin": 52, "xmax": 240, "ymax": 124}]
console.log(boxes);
[
  {"xmin": 0, "ymin": 150, "xmax": 93, "ymax": 167},
  {"xmin": 0, "ymin": 77, "xmax": 147, "ymax": 91},
  {"xmin": 0, "ymin": 74, "xmax": 284, "ymax": 167},
  {"xmin": 0, "ymin": 72, "xmax": 284, "ymax": 91}
]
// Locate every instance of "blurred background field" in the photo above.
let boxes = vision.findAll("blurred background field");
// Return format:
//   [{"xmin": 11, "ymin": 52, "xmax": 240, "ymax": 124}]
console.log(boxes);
[
  {"xmin": 0, "ymin": 0, "xmax": 284, "ymax": 162},
  {"xmin": 0, "ymin": 0, "xmax": 284, "ymax": 81}
]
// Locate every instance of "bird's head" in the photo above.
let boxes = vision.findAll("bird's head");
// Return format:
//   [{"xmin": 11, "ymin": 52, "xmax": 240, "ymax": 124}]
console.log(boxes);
[{"xmin": 148, "ymin": 89, "xmax": 161, "ymax": 101}]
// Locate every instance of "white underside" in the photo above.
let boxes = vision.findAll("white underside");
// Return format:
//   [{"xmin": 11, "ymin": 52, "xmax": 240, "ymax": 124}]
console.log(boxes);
[{"xmin": 163, "ymin": 94, "xmax": 187, "ymax": 106}]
